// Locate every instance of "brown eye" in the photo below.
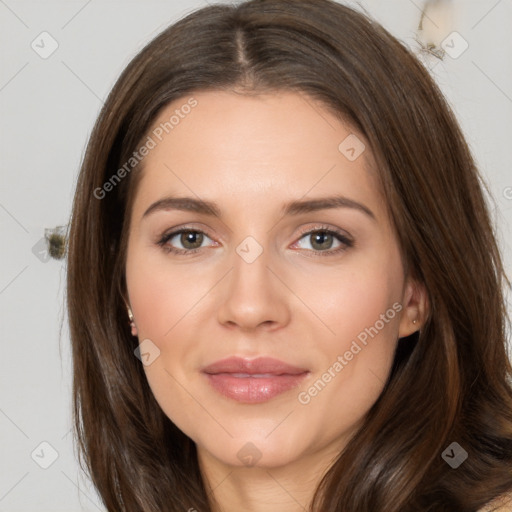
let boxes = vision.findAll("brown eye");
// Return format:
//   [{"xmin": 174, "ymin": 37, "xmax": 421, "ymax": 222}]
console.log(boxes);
[
  {"xmin": 295, "ymin": 229, "xmax": 352, "ymax": 253},
  {"xmin": 308, "ymin": 231, "xmax": 335, "ymax": 251},
  {"xmin": 178, "ymin": 231, "xmax": 204, "ymax": 250},
  {"xmin": 157, "ymin": 229, "xmax": 213, "ymax": 255}
]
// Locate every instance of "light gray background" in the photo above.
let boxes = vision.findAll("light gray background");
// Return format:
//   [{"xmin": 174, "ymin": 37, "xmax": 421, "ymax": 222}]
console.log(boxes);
[{"xmin": 1, "ymin": 0, "xmax": 511, "ymax": 510}]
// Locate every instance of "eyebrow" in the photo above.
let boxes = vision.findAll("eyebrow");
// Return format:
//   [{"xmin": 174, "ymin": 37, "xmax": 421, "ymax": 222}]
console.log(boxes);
[{"xmin": 142, "ymin": 195, "xmax": 376, "ymax": 222}]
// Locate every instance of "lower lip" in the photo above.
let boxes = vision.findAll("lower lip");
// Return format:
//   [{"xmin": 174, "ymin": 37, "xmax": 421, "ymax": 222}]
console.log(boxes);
[{"xmin": 204, "ymin": 373, "xmax": 309, "ymax": 403}]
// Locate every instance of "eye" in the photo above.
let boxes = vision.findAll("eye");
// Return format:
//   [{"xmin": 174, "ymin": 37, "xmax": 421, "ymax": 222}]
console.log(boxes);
[
  {"xmin": 292, "ymin": 226, "xmax": 354, "ymax": 256},
  {"xmin": 157, "ymin": 229, "xmax": 215, "ymax": 255}
]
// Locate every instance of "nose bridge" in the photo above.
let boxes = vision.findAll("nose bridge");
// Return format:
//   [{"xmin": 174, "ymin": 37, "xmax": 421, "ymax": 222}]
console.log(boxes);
[
  {"xmin": 231, "ymin": 233, "xmax": 275, "ymax": 301},
  {"xmin": 235, "ymin": 236, "xmax": 270, "ymax": 283},
  {"xmin": 216, "ymin": 232, "xmax": 290, "ymax": 330}
]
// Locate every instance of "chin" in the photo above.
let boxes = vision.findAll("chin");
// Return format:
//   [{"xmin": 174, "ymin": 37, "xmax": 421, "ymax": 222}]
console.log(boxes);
[{"xmin": 196, "ymin": 429, "xmax": 308, "ymax": 469}]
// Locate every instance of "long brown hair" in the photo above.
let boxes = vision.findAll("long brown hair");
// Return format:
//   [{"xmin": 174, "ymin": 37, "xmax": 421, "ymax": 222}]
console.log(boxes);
[{"xmin": 66, "ymin": 1, "xmax": 512, "ymax": 510}]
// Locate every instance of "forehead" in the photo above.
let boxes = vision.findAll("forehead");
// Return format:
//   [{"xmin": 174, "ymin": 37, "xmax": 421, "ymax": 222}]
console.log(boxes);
[{"xmin": 131, "ymin": 89, "xmax": 385, "ymax": 218}]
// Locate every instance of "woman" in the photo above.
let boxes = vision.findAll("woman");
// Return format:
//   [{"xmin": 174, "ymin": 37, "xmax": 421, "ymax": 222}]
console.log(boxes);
[{"xmin": 66, "ymin": 0, "xmax": 512, "ymax": 510}]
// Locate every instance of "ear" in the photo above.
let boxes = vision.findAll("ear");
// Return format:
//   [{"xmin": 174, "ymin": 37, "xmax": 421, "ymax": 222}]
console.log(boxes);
[{"xmin": 398, "ymin": 276, "xmax": 429, "ymax": 338}]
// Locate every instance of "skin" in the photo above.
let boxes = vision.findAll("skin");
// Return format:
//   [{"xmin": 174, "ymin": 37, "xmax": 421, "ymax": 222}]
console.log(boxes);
[{"xmin": 125, "ymin": 90, "xmax": 427, "ymax": 512}]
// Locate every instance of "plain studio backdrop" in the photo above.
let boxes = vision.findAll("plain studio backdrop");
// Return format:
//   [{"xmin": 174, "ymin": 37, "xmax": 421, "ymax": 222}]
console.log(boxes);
[{"xmin": 0, "ymin": 0, "xmax": 511, "ymax": 510}]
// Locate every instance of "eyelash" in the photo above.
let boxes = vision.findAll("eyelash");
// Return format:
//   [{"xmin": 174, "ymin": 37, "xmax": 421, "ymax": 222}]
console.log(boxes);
[{"xmin": 156, "ymin": 225, "xmax": 354, "ymax": 257}]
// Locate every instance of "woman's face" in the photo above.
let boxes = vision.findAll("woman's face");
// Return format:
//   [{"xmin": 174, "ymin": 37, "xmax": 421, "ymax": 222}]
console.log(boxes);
[{"xmin": 125, "ymin": 90, "xmax": 421, "ymax": 472}]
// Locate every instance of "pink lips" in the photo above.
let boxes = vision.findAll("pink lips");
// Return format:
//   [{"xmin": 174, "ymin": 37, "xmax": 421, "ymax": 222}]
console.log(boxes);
[{"xmin": 202, "ymin": 357, "xmax": 309, "ymax": 403}]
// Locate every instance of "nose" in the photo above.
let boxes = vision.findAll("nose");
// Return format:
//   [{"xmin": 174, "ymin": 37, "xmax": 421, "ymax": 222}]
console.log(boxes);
[{"xmin": 216, "ymin": 242, "xmax": 291, "ymax": 332}]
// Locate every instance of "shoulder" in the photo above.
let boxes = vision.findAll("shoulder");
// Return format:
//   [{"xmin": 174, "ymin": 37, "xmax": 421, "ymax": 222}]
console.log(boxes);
[{"xmin": 478, "ymin": 492, "xmax": 512, "ymax": 512}]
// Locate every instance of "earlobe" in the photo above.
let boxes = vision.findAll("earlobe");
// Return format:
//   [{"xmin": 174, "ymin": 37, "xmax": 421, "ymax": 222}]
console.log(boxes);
[
  {"xmin": 126, "ymin": 305, "xmax": 138, "ymax": 337},
  {"xmin": 398, "ymin": 277, "xmax": 428, "ymax": 338}
]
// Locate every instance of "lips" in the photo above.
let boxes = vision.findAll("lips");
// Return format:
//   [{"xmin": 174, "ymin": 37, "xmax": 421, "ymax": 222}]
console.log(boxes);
[
  {"xmin": 202, "ymin": 357, "xmax": 308, "ymax": 376},
  {"xmin": 202, "ymin": 357, "xmax": 309, "ymax": 403}
]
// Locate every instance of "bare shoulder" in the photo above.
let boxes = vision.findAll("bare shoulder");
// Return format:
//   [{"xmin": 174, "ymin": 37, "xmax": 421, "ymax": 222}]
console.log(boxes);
[{"xmin": 478, "ymin": 492, "xmax": 512, "ymax": 512}]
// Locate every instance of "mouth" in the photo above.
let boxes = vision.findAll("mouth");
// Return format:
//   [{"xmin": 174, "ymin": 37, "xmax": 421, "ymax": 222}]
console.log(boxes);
[{"xmin": 201, "ymin": 357, "xmax": 310, "ymax": 403}]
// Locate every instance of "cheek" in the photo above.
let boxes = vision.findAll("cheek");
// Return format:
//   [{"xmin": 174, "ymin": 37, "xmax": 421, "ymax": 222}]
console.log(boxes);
[
  {"xmin": 125, "ymin": 254, "xmax": 204, "ymax": 430},
  {"xmin": 126, "ymin": 251, "xmax": 210, "ymax": 341},
  {"xmin": 302, "ymin": 256, "xmax": 402, "ymax": 351},
  {"xmin": 295, "ymin": 254, "xmax": 403, "ymax": 407},
  {"xmin": 324, "ymin": 281, "xmax": 400, "ymax": 349}
]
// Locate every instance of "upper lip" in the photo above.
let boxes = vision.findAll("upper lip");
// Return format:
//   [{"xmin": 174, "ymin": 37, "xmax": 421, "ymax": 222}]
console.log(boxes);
[{"xmin": 202, "ymin": 357, "xmax": 309, "ymax": 375}]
